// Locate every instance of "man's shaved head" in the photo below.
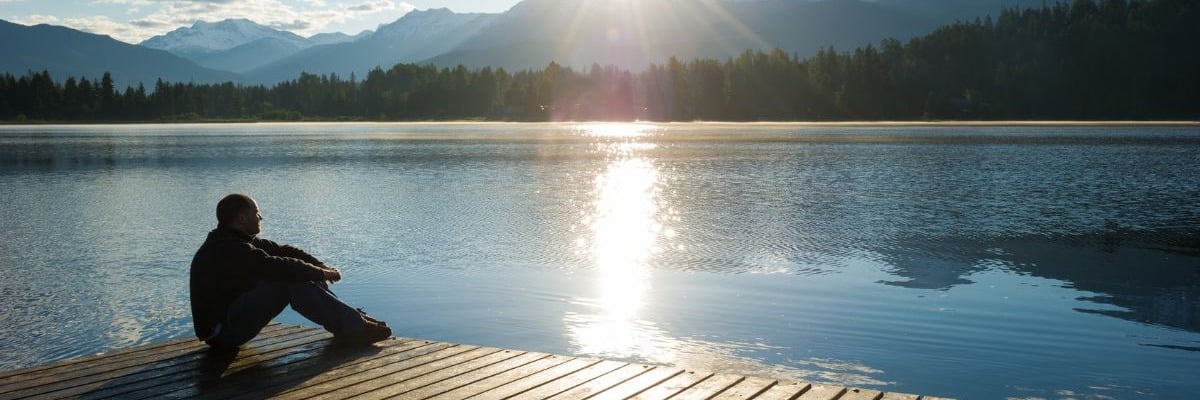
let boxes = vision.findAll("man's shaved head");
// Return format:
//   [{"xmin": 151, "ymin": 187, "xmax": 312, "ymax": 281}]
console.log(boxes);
[{"xmin": 216, "ymin": 194, "xmax": 256, "ymax": 227}]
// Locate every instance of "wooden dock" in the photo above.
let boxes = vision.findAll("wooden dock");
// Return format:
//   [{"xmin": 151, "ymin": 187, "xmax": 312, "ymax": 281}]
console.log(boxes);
[{"xmin": 0, "ymin": 324, "xmax": 948, "ymax": 400}]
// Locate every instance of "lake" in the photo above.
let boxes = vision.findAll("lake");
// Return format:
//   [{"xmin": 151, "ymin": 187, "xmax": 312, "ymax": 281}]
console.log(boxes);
[{"xmin": 0, "ymin": 122, "xmax": 1197, "ymax": 399}]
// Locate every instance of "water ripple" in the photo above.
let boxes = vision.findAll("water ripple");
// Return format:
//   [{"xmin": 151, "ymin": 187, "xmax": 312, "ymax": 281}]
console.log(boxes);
[{"xmin": 1, "ymin": 123, "xmax": 1198, "ymax": 399}]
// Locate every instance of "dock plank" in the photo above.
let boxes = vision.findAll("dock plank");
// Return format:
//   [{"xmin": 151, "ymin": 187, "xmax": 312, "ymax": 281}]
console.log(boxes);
[
  {"xmin": 172, "ymin": 337, "xmax": 433, "ymax": 400},
  {"xmin": 376, "ymin": 352, "xmax": 552, "ymax": 400},
  {"xmin": 464, "ymin": 358, "xmax": 602, "ymax": 400},
  {"xmin": 711, "ymin": 376, "xmax": 778, "ymax": 399},
  {"xmin": 60, "ymin": 332, "xmax": 340, "ymax": 400},
  {"xmin": 628, "ymin": 370, "xmax": 712, "ymax": 400},
  {"xmin": 425, "ymin": 354, "xmax": 575, "ymax": 400},
  {"xmin": 3, "ymin": 326, "xmax": 320, "ymax": 399},
  {"xmin": 753, "ymin": 381, "xmax": 812, "ymax": 400},
  {"xmin": 0, "ymin": 324, "xmax": 293, "ymax": 390},
  {"xmin": 327, "ymin": 348, "xmax": 523, "ymax": 399},
  {"xmin": 296, "ymin": 347, "xmax": 506, "ymax": 399},
  {"xmin": 235, "ymin": 344, "xmax": 481, "ymax": 400},
  {"xmin": 585, "ymin": 366, "xmax": 683, "ymax": 400},
  {"xmin": 668, "ymin": 373, "xmax": 745, "ymax": 400},
  {"xmin": 0, "ymin": 324, "xmax": 946, "ymax": 400},
  {"xmin": 878, "ymin": 392, "xmax": 919, "ymax": 400},
  {"xmin": 545, "ymin": 363, "xmax": 655, "ymax": 400},
  {"xmin": 794, "ymin": 384, "xmax": 848, "ymax": 400},
  {"xmin": 502, "ymin": 360, "xmax": 628, "ymax": 399},
  {"xmin": 0, "ymin": 323, "xmax": 289, "ymax": 384},
  {"xmin": 839, "ymin": 387, "xmax": 884, "ymax": 400}
]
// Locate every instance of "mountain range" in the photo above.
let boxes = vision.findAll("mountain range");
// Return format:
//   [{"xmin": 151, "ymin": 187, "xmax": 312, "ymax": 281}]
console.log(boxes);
[
  {"xmin": 0, "ymin": 19, "xmax": 237, "ymax": 90},
  {"xmin": 242, "ymin": 8, "xmax": 495, "ymax": 84},
  {"xmin": 1, "ymin": 0, "xmax": 1047, "ymax": 88},
  {"xmin": 140, "ymin": 19, "xmax": 371, "ymax": 74}
]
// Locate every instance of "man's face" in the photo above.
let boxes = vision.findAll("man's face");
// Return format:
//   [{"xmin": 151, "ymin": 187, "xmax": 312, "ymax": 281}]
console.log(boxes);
[{"xmin": 240, "ymin": 200, "xmax": 263, "ymax": 236}]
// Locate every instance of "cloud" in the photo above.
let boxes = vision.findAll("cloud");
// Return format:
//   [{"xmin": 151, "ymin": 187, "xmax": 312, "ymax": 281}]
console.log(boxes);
[
  {"xmin": 129, "ymin": 18, "xmax": 173, "ymax": 29},
  {"xmin": 10, "ymin": 14, "xmax": 155, "ymax": 44},
  {"xmin": 149, "ymin": 0, "xmax": 414, "ymax": 36},
  {"xmin": 271, "ymin": 19, "xmax": 311, "ymax": 31},
  {"xmin": 92, "ymin": 0, "xmax": 238, "ymax": 3},
  {"xmin": 348, "ymin": 0, "xmax": 397, "ymax": 12},
  {"xmin": 9, "ymin": 14, "xmax": 59, "ymax": 26},
  {"xmin": 90, "ymin": 0, "xmax": 153, "ymax": 5}
]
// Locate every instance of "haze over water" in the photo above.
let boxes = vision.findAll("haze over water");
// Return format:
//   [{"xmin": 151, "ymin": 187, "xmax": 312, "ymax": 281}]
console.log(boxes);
[{"xmin": 0, "ymin": 123, "xmax": 1197, "ymax": 399}]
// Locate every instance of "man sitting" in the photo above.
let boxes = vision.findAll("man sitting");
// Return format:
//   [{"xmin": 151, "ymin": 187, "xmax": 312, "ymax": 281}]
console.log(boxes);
[{"xmin": 190, "ymin": 193, "xmax": 390, "ymax": 348}]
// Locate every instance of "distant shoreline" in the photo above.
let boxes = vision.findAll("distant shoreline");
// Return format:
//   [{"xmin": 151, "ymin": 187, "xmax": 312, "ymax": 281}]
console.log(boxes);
[
  {"xmin": 1, "ymin": 119, "xmax": 1197, "ymax": 127},
  {"xmin": 673, "ymin": 120, "xmax": 1200, "ymax": 127}
]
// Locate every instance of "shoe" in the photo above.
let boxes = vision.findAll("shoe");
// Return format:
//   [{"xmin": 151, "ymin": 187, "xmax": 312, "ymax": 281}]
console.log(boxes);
[
  {"xmin": 357, "ymin": 308, "xmax": 388, "ymax": 327},
  {"xmin": 334, "ymin": 320, "xmax": 392, "ymax": 345}
]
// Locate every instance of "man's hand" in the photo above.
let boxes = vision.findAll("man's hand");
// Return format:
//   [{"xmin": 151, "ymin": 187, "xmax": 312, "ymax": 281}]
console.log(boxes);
[{"xmin": 322, "ymin": 266, "xmax": 342, "ymax": 283}]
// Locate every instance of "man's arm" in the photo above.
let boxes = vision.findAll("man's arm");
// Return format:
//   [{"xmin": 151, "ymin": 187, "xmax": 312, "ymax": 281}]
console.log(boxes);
[
  {"xmin": 249, "ymin": 238, "xmax": 342, "ymax": 282},
  {"xmin": 252, "ymin": 237, "xmax": 327, "ymax": 267},
  {"xmin": 230, "ymin": 242, "xmax": 329, "ymax": 282}
]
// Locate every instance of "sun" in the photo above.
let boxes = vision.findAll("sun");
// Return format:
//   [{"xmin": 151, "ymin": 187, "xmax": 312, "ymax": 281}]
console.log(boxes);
[{"xmin": 553, "ymin": 0, "xmax": 769, "ymax": 64}]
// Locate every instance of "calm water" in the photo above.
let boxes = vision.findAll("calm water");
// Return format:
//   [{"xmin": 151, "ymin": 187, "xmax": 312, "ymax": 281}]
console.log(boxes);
[{"xmin": 0, "ymin": 123, "xmax": 1198, "ymax": 399}]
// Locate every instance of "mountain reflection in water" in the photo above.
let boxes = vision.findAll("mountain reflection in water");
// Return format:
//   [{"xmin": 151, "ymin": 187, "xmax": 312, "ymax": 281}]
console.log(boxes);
[{"xmin": 875, "ymin": 227, "xmax": 1200, "ymax": 333}]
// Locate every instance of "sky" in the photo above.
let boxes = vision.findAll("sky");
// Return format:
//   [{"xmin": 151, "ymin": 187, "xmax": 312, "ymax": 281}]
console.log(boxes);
[{"xmin": 0, "ymin": 0, "xmax": 522, "ymax": 44}]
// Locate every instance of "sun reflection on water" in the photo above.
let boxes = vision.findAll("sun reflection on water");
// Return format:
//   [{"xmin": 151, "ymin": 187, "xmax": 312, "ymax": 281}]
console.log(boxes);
[
  {"xmin": 566, "ymin": 123, "xmax": 665, "ymax": 358},
  {"xmin": 562, "ymin": 123, "xmax": 885, "ymax": 386},
  {"xmin": 594, "ymin": 157, "xmax": 660, "ymax": 309},
  {"xmin": 570, "ymin": 155, "xmax": 663, "ymax": 356}
]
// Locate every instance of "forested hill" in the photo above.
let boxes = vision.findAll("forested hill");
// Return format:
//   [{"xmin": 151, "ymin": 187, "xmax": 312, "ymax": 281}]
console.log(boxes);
[{"xmin": 1, "ymin": 0, "xmax": 1196, "ymax": 122}]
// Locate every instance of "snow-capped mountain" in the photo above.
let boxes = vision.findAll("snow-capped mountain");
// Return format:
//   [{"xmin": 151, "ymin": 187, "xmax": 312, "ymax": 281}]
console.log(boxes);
[
  {"xmin": 371, "ymin": 8, "xmax": 488, "ymax": 43},
  {"xmin": 140, "ymin": 18, "xmax": 309, "ymax": 56},
  {"xmin": 368, "ymin": 8, "xmax": 494, "ymax": 62},
  {"xmin": 243, "ymin": 8, "xmax": 496, "ymax": 84},
  {"xmin": 139, "ymin": 19, "xmax": 344, "ymax": 74},
  {"xmin": 308, "ymin": 30, "xmax": 373, "ymax": 46}
]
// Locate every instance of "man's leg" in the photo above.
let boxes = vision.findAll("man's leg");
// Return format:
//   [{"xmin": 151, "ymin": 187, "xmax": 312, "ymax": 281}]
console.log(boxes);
[
  {"xmin": 209, "ymin": 281, "xmax": 368, "ymax": 348},
  {"xmin": 207, "ymin": 282, "xmax": 291, "ymax": 348},
  {"xmin": 286, "ymin": 281, "xmax": 367, "ymax": 335},
  {"xmin": 292, "ymin": 282, "xmax": 390, "ymax": 344}
]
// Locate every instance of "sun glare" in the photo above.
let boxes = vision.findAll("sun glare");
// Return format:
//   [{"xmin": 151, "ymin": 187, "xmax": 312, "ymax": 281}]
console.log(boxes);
[{"xmin": 549, "ymin": 0, "xmax": 771, "ymax": 68}]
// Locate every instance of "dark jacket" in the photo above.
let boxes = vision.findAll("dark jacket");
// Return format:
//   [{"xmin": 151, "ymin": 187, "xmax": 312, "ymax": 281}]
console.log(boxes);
[{"xmin": 190, "ymin": 226, "xmax": 328, "ymax": 339}]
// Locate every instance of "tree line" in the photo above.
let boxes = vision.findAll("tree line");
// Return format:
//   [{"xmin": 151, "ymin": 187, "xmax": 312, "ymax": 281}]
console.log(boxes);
[{"xmin": 1, "ymin": 0, "xmax": 1195, "ymax": 122}]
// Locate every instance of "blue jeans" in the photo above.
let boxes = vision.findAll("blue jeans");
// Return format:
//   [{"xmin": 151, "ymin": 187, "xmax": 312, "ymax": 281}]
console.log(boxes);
[{"xmin": 205, "ymin": 281, "xmax": 366, "ymax": 348}]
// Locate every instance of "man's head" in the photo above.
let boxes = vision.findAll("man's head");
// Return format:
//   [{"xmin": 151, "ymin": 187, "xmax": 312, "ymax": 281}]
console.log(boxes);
[{"xmin": 216, "ymin": 193, "xmax": 262, "ymax": 236}]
